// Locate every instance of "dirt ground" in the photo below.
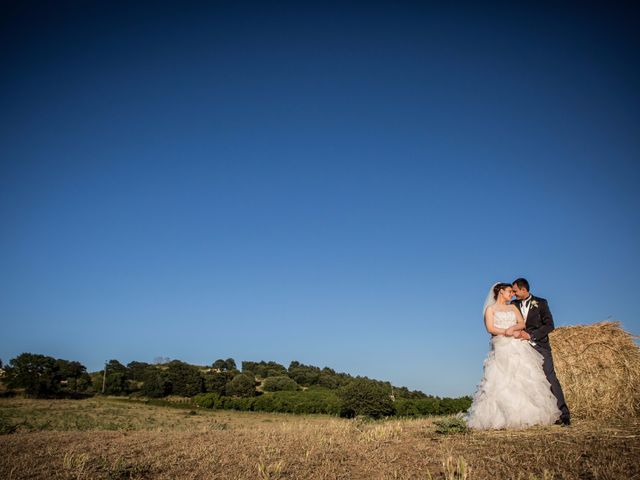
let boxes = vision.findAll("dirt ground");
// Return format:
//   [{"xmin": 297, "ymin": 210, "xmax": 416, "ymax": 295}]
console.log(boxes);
[{"xmin": 1, "ymin": 398, "xmax": 638, "ymax": 479}]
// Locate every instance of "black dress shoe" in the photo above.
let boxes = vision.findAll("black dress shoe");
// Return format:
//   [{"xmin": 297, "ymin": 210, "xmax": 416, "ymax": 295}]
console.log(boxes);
[{"xmin": 561, "ymin": 418, "xmax": 571, "ymax": 427}]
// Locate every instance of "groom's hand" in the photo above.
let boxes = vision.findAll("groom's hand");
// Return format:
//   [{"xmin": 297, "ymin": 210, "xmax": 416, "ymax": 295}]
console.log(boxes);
[{"xmin": 519, "ymin": 331, "xmax": 531, "ymax": 340}]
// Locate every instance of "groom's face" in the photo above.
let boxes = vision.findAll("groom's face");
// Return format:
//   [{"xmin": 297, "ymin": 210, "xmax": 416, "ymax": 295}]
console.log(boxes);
[{"xmin": 512, "ymin": 284, "xmax": 529, "ymax": 300}]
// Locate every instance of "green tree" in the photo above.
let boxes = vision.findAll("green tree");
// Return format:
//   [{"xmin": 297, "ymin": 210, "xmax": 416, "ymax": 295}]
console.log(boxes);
[
  {"xmin": 439, "ymin": 396, "xmax": 472, "ymax": 414},
  {"xmin": 141, "ymin": 367, "xmax": 171, "ymax": 398},
  {"xmin": 126, "ymin": 361, "xmax": 150, "ymax": 381},
  {"xmin": 416, "ymin": 397, "xmax": 441, "ymax": 415},
  {"xmin": 393, "ymin": 386, "xmax": 429, "ymax": 399},
  {"xmin": 4, "ymin": 353, "xmax": 61, "ymax": 397},
  {"xmin": 243, "ymin": 360, "xmax": 287, "ymax": 378},
  {"xmin": 394, "ymin": 398, "xmax": 421, "ymax": 417},
  {"xmin": 287, "ymin": 361, "xmax": 324, "ymax": 386},
  {"xmin": 212, "ymin": 359, "xmax": 227, "ymax": 371},
  {"xmin": 317, "ymin": 374, "xmax": 339, "ymax": 389},
  {"xmin": 262, "ymin": 375, "xmax": 299, "ymax": 392},
  {"xmin": 212, "ymin": 358, "xmax": 237, "ymax": 372},
  {"xmin": 225, "ymin": 358, "xmax": 237, "ymax": 371},
  {"xmin": 204, "ymin": 370, "xmax": 234, "ymax": 395},
  {"xmin": 165, "ymin": 361, "xmax": 204, "ymax": 397},
  {"xmin": 104, "ymin": 372, "xmax": 127, "ymax": 395},
  {"xmin": 225, "ymin": 373, "xmax": 256, "ymax": 397},
  {"xmin": 106, "ymin": 359, "xmax": 127, "ymax": 374},
  {"xmin": 338, "ymin": 378, "xmax": 396, "ymax": 419},
  {"xmin": 55, "ymin": 359, "xmax": 91, "ymax": 392},
  {"xmin": 102, "ymin": 359, "xmax": 129, "ymax": 395}
]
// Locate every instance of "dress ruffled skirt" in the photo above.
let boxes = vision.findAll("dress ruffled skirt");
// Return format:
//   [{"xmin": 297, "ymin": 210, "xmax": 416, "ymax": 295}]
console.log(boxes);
[{"xmin": 465, "ymin": 336, "xmax": 561, "ymax": 430}]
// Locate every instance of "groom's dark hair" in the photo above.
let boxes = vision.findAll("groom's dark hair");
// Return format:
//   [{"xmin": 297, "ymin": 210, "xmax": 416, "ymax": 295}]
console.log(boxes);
[{"xmin": 513, "ymin": 277, "xmax": 530, "ymax": 291}]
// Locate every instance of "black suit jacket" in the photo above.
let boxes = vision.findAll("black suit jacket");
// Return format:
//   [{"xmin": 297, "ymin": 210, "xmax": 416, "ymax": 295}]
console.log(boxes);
[{"xmin": 512, "ymin": 295, "xmax": 555, "ymax": 349}]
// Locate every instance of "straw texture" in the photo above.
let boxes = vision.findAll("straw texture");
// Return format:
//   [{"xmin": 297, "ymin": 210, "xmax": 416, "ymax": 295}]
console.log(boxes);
[{"xmin": 549, "ymin": 321, "xmax": 640, "ymax": 419}]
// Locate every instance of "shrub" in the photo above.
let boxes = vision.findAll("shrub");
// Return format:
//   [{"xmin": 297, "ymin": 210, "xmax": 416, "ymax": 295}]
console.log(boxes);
[
  {"xmin": 193, "ymin": 393, "xmax": 220, "ymax": 409},
  {"xmin": 262, "ymin": 375, "xmax": 299, "ymax": 392},
  {"xmin": 338, "ymin": 379, "xmax": 396, "ymax": 419},
  {"xmin": 252, "ymin": 388, "xmax": 341, "ymax": 415},
  {"xmin": 433, "ymin": 416, "xmax": 468, "ymax": 434},
  {"xmin": 220, "ymin": 396, "xmax": 255, "ymax": 411},
  {"xmin": 225, "ymin": 374, "xmax": 256, "ymax": 397},
  {"xmin": 253, "ymin": 394, "xmax": 277, "ymax": 412}
]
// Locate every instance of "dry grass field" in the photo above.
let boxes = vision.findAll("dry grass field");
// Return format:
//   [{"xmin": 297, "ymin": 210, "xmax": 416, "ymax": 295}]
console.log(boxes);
[{"xmin": 1, "ymin": 397, "xmax": 639, "ymax": 480}]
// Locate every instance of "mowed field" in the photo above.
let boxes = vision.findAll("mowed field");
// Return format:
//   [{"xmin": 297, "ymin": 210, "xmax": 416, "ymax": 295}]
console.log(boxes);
[{"xmin": 1, "ymin": 397, "xmax": 638, "ymax": 480}]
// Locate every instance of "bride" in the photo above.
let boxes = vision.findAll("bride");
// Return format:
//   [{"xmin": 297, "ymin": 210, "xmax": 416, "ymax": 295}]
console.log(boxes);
[{"xmin": 465, "ymin": 282, "xmax": 561, "ymax": 429}]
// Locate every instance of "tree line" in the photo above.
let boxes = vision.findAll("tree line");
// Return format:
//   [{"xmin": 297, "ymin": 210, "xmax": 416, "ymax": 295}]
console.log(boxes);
[{"xmin": 0, "ymin": 353, "xmax": 471, "ymax": 418}]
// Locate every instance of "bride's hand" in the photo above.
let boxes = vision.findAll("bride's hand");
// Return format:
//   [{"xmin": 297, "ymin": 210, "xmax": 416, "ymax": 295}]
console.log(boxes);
[
  {"xmin": 504, "ymin": 327, "xmax": 514, "ymax": 336},
  {"xmin": 512, "ymin": 331, "xmax": 521, "ymax": 338}
]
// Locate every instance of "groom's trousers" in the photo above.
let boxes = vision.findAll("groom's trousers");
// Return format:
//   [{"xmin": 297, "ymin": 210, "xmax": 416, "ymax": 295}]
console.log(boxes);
[{"xmin": 534, "ymin": 344, "xmax": 570, "ymax": 421}]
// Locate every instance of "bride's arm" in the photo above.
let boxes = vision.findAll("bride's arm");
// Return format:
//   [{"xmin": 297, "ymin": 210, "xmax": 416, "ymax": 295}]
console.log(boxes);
[
  {"xmin": 484, "ymin": 307, "xmax": 508, "ymax": 336},
  {"xmin": 505, "ymin": 305, "xmax": 526, "ymax": 336}
]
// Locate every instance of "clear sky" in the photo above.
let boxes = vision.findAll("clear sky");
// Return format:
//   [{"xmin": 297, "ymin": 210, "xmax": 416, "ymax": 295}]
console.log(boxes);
[{"xmin": 1, "ymin": 1, "xmax": 638, "ymax": 397}]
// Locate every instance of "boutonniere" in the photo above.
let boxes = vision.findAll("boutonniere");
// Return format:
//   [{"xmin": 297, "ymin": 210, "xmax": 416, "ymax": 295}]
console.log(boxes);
[{"xmin": 530, "ymin": 299, "xmax": 539, "ymax": 309}]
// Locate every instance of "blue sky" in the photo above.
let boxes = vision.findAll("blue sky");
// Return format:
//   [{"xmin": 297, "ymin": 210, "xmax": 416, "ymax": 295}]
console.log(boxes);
[{"xmin": 1, "ymin": 1, "xmax": 638, "ymax": 396}]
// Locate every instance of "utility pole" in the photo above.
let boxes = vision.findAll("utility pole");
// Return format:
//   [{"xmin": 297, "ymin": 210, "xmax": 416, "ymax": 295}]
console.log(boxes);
[{"xmin": 101, "ymin": 361, "xmax": 107, "ymax": 394}]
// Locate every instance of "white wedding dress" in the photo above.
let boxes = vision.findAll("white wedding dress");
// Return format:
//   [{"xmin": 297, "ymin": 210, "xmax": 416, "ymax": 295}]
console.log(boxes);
[{"xmin": 465, "ymin": 309, "xmax": 561, "ymax": 429}]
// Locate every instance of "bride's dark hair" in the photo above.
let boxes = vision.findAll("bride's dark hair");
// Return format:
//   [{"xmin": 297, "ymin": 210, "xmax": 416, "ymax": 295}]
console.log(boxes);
[{"xmin": 493, "ymin": 282, "xmax": 512, "ymax": 300}]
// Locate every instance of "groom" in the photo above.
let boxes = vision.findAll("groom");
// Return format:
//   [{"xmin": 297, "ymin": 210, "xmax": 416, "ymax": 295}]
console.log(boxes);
[{"xmin": 511, "ymin": 278, "xmax": 571, "ymax": 426}]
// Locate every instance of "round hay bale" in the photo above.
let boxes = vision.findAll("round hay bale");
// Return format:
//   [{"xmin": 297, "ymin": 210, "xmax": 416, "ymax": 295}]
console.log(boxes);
[{"xmin": 549, "ymin": 321, "xmax": 640, "ymax": 419}]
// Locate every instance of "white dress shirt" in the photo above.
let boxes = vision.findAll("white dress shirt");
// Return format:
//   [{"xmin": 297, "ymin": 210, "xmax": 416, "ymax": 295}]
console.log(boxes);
[{"xmin": 520, "ymin": 295, "xmax": 533, "ymax": 322}]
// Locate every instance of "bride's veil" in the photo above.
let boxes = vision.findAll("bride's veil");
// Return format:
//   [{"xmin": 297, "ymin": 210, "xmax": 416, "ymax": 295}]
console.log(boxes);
[{"xmin": 483, "ymin": 282, "xmax": 500, "ymax": 317}]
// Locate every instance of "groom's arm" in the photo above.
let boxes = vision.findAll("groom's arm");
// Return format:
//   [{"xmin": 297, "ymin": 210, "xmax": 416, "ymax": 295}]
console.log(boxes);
[{"xmin": 529, "ymin": 299, "xmax": 555, "ymax": 342}]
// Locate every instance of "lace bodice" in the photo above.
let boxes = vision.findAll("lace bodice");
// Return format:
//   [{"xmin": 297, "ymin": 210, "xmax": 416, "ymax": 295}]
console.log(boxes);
[{"xmin": 493, "ymin": 309, "xmax": 517, "ymax": 329}]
